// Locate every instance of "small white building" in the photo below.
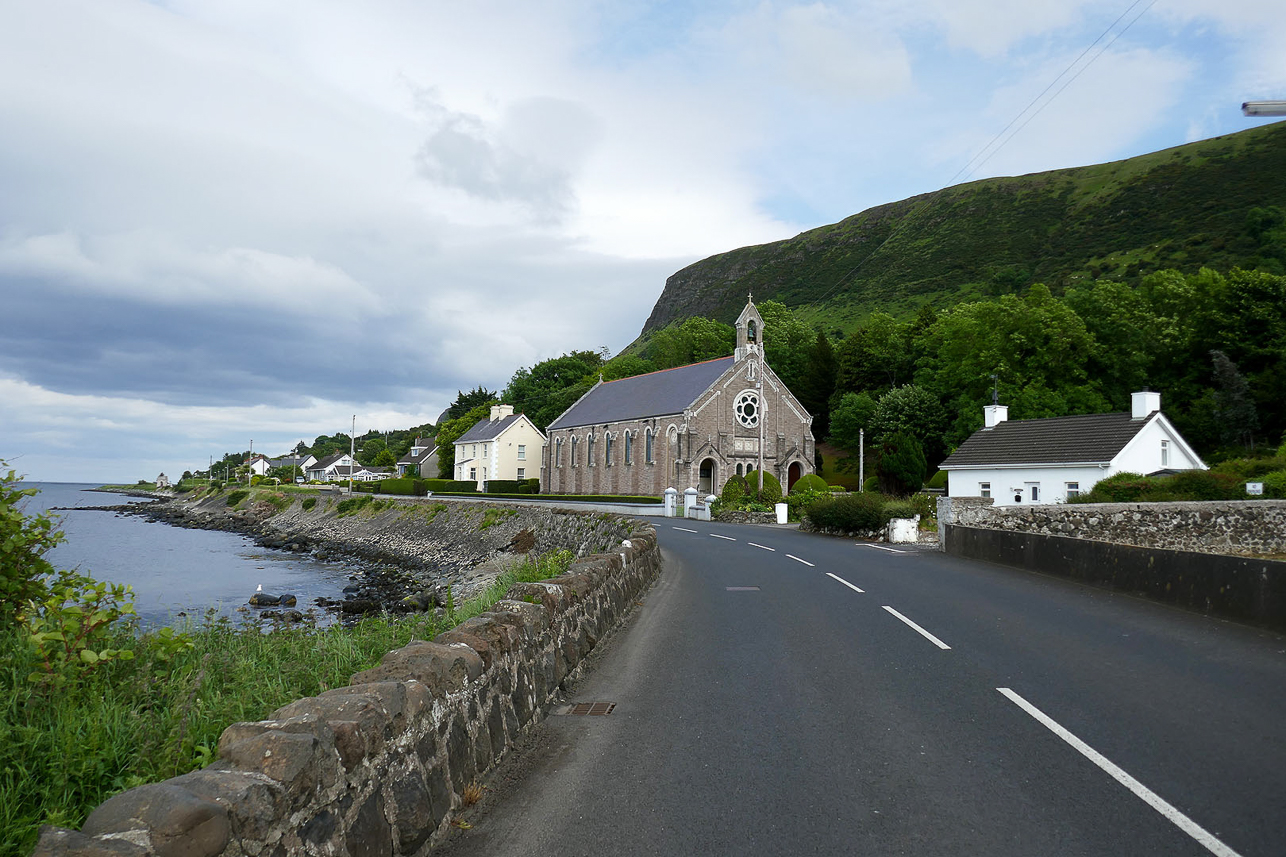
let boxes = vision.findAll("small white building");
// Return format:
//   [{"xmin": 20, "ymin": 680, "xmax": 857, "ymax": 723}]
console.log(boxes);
[
  {"xmin": 454, "ymin": 404, "xmax": 547, "ymax": 490},
  {"xmin": 940, "ymin": 391, "xmax": 1205, "ymax": 506}
]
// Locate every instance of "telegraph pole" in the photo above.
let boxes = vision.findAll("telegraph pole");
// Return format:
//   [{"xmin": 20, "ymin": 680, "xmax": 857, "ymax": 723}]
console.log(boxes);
[{"xmin": 350, "ymin": 415, "xmax": 356, "ymax": 494}]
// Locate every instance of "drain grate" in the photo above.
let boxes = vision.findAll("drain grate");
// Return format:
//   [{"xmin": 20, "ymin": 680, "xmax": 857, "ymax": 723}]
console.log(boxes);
[{"xmin": 566, "ymin": 702, "xmax": 616, "ymax": 716}]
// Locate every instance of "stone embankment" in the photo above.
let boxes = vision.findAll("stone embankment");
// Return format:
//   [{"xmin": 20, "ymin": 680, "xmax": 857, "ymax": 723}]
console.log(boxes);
[
  {"xmin": 34, "ymin": 519, "xmax": 663, "ymax": 857},
  {"xmin": 102, "ymin": 490, "xmax": 637, "ymax": 614}
]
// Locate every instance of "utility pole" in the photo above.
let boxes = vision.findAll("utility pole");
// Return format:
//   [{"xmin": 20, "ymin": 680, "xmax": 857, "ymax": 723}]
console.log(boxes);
[
  {"xmin": 350, "ymin": 415, "xmax": 356, "ymax": 495},
  {"xmin": 757, "ymin": 342, "xmax": 765, "ymax": 494},
  {"xmin": 859, "ymin": 429, "xmax": 865, "ymax": 491}
]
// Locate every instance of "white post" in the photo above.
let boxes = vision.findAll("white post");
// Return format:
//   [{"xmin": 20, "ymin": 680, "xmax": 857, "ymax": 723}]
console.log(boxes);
[
  {"xmin": 684, "ymin": 487, "xmax": 699, "ymax": 519},
  {"xmin": 859, "ymin": 428, "xmax": 865, "ymax": 491},
  {"xmin": 664, "ymin": 487, "xmax": 677, "ymax": 517}
]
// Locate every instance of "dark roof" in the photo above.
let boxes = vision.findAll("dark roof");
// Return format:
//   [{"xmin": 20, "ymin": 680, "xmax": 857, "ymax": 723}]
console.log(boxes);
[
  {"xmin": 397, "ymin": 447, "xmax": 437, "ymax": 465},
  {"xmin": 940, "ymin": 411, "xmax": 1153, "ymax": 468},
  {"xmin": 548, "ymin": 357, "xmax": 735, "ymax": 430},
  {"xmin": 456, "ymin": 414, "xmax": 524, "ymax": 443},
  {"xmin": 310, "ymin": 452, "xmax": 349, "ymax": 469}
]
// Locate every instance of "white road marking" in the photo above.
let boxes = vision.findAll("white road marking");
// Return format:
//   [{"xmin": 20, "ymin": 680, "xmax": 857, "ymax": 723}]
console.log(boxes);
[
  {"xmin": 786, "ymin": 554, "xmax": 815, "ymax": 567},
  {"xmin": 672, "ymin": 527, "xmax": 698, "ymax": 533},
  {"xmin": 826, "ymin": 572, "xmax": 864, "ymax": 593},
  {"xmin": 748, "ymin": 542, "xmax": 776, "ymax": 551},
  {"xmin": 859, "ymin": 543, "xmax": 908, "ymax": 554},
  {"xmin": 997, "ymin": 688, "xmax": 1244, "ymax": 857},
  {"xmin": 882, "ymin": 606, "xmax": 951, "ymax": 650},
  {"xmin": 711, "ymin": 534, "xmax": 737, "ymax": 541}
]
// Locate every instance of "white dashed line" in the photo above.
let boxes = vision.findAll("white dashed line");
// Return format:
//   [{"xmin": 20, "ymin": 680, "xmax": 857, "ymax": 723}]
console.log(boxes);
[
  {"xmin": 711, "ymin": 534, "xmax": 737, "ymax": 541},
  {"xmin": 786, "ymin": 554, "xmax": 815, "ymax": 567},
  {"xmin": 998, "ymin": 688, "xmax": 1244, "ymax": 857},
  {"xmin": 672, "ymin": 527, "xmax": 698, "ymax": 533},
  {"xmin": 748, "ymin": 542, "xmax": 776, "ymax": 551},
  {"xmin": 826, "ymin": 572, "xmax": 864, "ymax": 593},
  {"xmin": 859, "ymin": 544, "xmax": 908, "ymax": 554},
  {"xmin": 882, "ymin": 606, "xmax": 951, "ymax": 650}
]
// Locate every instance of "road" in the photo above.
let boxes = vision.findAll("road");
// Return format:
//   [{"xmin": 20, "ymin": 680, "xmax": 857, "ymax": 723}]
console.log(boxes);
[{"xmin": 436, "ymin": 520, "xmax": 1286, "ymax": 856}]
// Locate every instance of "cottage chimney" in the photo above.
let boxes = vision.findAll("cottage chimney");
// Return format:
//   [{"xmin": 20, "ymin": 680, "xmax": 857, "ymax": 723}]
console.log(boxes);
[
  {"xmin": 1131, "ymin": 390, "xmax": 1161, "ymax": 420},
  {"xmin": 491, "ymin": 404, "xmax": 515, "ymax": 421},
  {"xmin": 983, "ymin": 404, "xmax": 1009, "ymax": 429}
]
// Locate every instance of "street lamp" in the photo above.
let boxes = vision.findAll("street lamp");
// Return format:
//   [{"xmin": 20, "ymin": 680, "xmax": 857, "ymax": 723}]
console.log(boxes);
[{"xmin": 1242, "ymin": 101, "xmax": 1286, "ymax": 116}]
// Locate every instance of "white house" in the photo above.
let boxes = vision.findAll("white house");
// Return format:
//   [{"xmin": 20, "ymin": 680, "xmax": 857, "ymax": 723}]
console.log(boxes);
[
  {"xmin": 939, "ymin": 391, "xmax": 1206, "ymax": 506},
  {"xmin": 306, "ymin": 452, "xmax": 379, "ymax": 483},
  {"xmin": 246, "ymin": 455, "xmax": 272, "ymax": 477},
  {"xmin": 454, "ymin": 404, "xmax": 547, "ymax": 490}
]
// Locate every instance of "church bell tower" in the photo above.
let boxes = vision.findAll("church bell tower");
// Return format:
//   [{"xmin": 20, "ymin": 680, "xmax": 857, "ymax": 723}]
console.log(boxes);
[{"xmin": 734, "ymin": 295, "xmax": 764, "ymax": 363}]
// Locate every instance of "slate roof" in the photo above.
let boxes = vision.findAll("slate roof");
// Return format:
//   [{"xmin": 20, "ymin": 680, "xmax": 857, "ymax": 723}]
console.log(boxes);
[
  {"xmin": 940, "ymin": 411, "xmax": 1153, "ymax": 468},
  {"xmin": 310, "ymin": 452, "xmax": 349, "ymax": 470},
  {"xmin": 547, "ymin": 357, "xmax": 736, "ymax": 430},
  {"xmin": 456, "ymin": 414, "xmax": 524, "ymax": 444},
  {"xmin": 397, "ymin": 446, "xmax": 437, "ymax": 465}
]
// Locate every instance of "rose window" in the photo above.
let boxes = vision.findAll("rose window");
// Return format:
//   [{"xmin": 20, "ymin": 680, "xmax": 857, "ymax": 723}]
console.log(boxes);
[{"xmin": 735, "ymin": 391, "xmax": 760, "ymax": 428}]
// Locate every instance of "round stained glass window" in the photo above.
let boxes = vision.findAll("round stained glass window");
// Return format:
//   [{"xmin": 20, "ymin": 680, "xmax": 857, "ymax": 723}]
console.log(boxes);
[{"xmin": 735, "ymin": 391, "xmax": 760, "ymax": 428}]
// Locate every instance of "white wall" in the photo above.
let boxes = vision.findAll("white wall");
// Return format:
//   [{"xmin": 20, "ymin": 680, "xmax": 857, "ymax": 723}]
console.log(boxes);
[
  {"xmin": 947, "ymin": 464, "xmax": 1111, "ymax": 506},
  {"xmin": 1115, "ymin": 417, "xmax": 1205, "ymax": 474}
]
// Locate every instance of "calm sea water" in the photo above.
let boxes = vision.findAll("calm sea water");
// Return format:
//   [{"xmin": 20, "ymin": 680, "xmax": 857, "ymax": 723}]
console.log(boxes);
[{"xmin": 26, "ymin": 483, "xmax": 354, "ymax": 628}]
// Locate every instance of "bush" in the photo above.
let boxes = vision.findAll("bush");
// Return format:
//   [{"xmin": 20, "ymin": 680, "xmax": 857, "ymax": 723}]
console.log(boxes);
[
  {"xmin": 1, "ymin": 465, "xmax": 62, "ymax": 626},
  {"xmin": 1263, "ymin": 469, "xmax": 1286, "ymax": 499},
  {"xmin": 225, "ymin": 490, "xmax": 249, "ymax": 507},
  {"xmin": 790, "ymin": 473, "xmax": 829, "ymax": 494},
  {"xmin": 743, "ymin": 469, "xmax": 783, "ymax": 504},
  {"xmin": 877, "ymin": 432, "xmax": 926, "ymax": 497},
  {"xmin": 1164, "ymin": 470, "xmax": 1247, "ymax": 500},
  {"xmin": 805, "ymin": 492, "xmax": 885, "ymax": 533},
  {"xmin": 301, "ymin": 497, "xmax": 317, "ymax": 511},
  {"xmin": 862, "ymin": 476, "xmax": 879, "ymax": 492},
  {"xmin": 377, "ymin": 478, "xmax": 425, "ymax": 496},
  {"xmin": 926, "ymin": 470, "xmax": 948, "ymax": 490},
  {"xmin": 422, "ymin": 479, "xmax": 477, "ymax": 493},
  {"xmin": 882, "ymin": 500, "xmax": 918, "ymax": 521},
  {"xmin": 526, "ymin": 478, "xmax": 541, "ymax": 494},
  {"xmin": 720, "ymin": 474, "xmax": 749, "ymax": 505},
  {"xmin": 1073, "ymin": 470, "xmax": 1251, "ymax": 503}
]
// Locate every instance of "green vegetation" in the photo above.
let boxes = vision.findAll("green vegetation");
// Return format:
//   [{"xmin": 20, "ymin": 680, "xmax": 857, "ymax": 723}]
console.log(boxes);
[
  {"xmin": 224, "ymin": 489, "xmax": 249, "ymax": 507},
  {"xmin": 0, "ymin": 476, "xmax": 580, "ymax": 855},
  {"xmin": 803, "ymin": 491, "xmax": 928, "ymax": 534},
  {"xmin": 301, "ymin": 497, "xmax": 317, "ymax": 511},
  {"xmin": 478, "ymin": 508, "xmax": 517, "ymax": 530}
]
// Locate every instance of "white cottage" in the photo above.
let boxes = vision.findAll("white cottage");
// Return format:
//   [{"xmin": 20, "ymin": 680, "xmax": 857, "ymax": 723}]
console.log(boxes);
[
  {"xmin": 454, "ymin": 405, "xmax": 547, "ymax": 490},
  {"xmin": 939, "ymin": 391, "xmax": 1205, "ymax": 506}
]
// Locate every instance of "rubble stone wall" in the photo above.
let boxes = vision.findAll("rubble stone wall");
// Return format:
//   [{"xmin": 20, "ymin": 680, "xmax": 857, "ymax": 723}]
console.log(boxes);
[{"xmin": 33, "ymin": 525, "xmax": 662, "ymax": 857}]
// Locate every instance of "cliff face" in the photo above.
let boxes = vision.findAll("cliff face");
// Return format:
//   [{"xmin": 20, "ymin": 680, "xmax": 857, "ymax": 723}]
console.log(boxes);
[{"xmin": 639, "ymin": 121, "xmax": 1286, "ymax": 337}]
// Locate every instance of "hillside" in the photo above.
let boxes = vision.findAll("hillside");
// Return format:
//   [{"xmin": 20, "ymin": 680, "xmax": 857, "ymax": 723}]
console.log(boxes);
[{"xmin": 641, "ymin": 121, "xmax": 1286, "ymax": 336}]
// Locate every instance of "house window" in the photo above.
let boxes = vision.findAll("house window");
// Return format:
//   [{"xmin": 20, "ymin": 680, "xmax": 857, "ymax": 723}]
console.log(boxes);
[
  {"xmin": 1161, "ymin": 439, "xmax": 1170, "ymax": 467},
  {"xmin": 587, "ymin": 433, "xmax": 596, "ymax": 466},
  {"xmin": 555, "ymin": 438, "xmax": 563, "ymax": 467},
  {"xmin": 469, "ymin": 467, "xmax": 476, "ymax": 481},
  {"xmin": 517, "ymin": 444, "xmax": 526, "ymax": 460},
  {"xmin": 1066, "ymin": 481, "xmax": 1080, "ymax": 499},
  {"xmin": 517, "ymin": 468, "xmax": 525, "ymax": 479},
  {"xmin": 605, "ymin": 434, "xmax": 613, "ymax": 466},
  {"xmin": 624, "ymin": 431, "xmax": 632, "ymax": 465},
  {"xmin": 979, "ymin": 482, "xmax": 991, "ymax": 499},
  {"xmin": 645, "ymin": 428, "xmax": 654, "ymax": 464},
  {"xmin": 571, "ymin": 436, "xmax": 578, "ymax": 467}
]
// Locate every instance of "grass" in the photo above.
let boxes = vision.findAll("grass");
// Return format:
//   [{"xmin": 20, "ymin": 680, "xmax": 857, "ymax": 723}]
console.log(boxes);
[{"xmin": 0, "ymin": 548, "xmax": 575, "ymax": 856}]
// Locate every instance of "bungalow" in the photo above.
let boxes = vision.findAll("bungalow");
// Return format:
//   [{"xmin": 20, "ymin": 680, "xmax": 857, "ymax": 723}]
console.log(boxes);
[
  {"xmin": 397, "ymin": 437, "xmax": 438, "ymax": 478},
  {"xmin": 454, "ymin": 405, "xmax": 547, "ymax": 490},
  {"xmin": 306, "ymin": 452, "xmax": 378, "ymax": 483},
  {"xmin": 939, "ymin": 391, "xmax": 1205, "ymax": 506}
]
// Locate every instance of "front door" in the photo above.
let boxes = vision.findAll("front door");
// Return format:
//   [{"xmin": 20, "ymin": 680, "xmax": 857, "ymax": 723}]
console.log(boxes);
[
  {"xmin": 1024, "ymin": 482, "xmax": 1041, "ymax": 503},
  {"xmin": 699, "ymin": 458, "xmax": 715, "ymax": 495}
]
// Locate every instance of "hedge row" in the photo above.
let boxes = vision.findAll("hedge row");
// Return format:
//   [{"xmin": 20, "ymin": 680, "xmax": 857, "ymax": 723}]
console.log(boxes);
[
  {"xmin": 485, "ymin": 478, "xmax": 542, "ymax": 494},
  {"xmin": 351, "ymin": 478, "xmax": 478, "ymax": 496}
]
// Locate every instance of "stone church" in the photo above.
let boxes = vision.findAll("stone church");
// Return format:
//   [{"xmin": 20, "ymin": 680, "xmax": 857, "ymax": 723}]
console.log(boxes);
[{"xmin": 542, "ymin": 298, "xmax": 815, "ymax": 496}]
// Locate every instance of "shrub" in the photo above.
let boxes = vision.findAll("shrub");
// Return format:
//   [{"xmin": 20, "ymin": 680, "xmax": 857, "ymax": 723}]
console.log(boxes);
[
  {"xmin": 225, "ymin": 490, "xmax": 249, "ymax": 507},
  {"xmin": 720, "ymin": 474, "xmax": 749, "ymax": 505},
  {"xmin": 1, "ymin": 465, "xmax": 62, "ymax": 626},
  {"xmin": 829, "ymin": 484, "xmax": 847, "ymax": 492},
  {"xmin": 422, "ymin": 479, "xmax": 477, "ymax": 493},
  {"xmin": 882, "ymin": 500, "xmax": 918, "ymax": 521},
  {"xmin": 805, "ymin": 492, "xmax": 886, "ymax": 533},
  {"xmin": 378, "ymin": 478, "xmax": 423, "ymax": 496},
  {"xmin": 926, "ymin": 470, "xmax": 948, "ymax": 490},
  {"xmin": 790, "ymin": 473, "xmax": 829, "ymax": 494},
  {"xmin": 877, "ymin": 432, "xmax": 926, "ymax": 497},
  {"xmin": 1263, "ymin": 469, "xmax": 1286, "ymax": 499},
  {"xmin": 526, "ymin": 478, "xmax": 542, "ymax": 494},
  {"xmin": 743, "ymin": 469, "xmax": 783, "ymax": 504},
  {"xmin": 862, "ymin": 476, "xmax": 879, "ymax": 492},
  {"xmin": 1164, "ymin": 470, "xmax": 1247, "ymax": 501},
  {"xmin": 301, "ymin": 497, "xmax": 317, "ymax": 511}
]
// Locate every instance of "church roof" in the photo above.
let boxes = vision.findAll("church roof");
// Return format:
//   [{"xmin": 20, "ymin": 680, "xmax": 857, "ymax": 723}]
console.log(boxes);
[
  {"xmin": 940, "ymin": 411, "xmax": 1152, "ymax": 468},
  {"xmin": 548, "ymin": 356, "xmax": 736, "ymax": 430}
]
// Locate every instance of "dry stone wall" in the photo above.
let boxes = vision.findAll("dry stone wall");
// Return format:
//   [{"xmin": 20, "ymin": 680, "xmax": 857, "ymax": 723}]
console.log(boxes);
[
  {"xmin": 33, "ymin": 524, "xmax": 661, "ymax": 857},
  {"xmin": 938, "ymin": 497, "xmax": 1286, "ymax": 558}
]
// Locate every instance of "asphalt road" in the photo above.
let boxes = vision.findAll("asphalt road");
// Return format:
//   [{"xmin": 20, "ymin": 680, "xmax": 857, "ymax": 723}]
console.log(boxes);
[{"xmin": 436, "ymin": 521, "xmax": 1286, "ymax": 856}]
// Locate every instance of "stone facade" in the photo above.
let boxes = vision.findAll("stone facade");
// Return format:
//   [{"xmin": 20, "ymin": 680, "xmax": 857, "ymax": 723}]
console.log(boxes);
[
  {"xmin": 34, "ymin": 524, "xmax": 662, "ymax": 857},
  {"xmin": 544, "ymin": 299, "xmax": 815, "ymax": 497},
  {"xmin": 938, "ymin": 497, "xmax": 1286, "ymax": 558}
]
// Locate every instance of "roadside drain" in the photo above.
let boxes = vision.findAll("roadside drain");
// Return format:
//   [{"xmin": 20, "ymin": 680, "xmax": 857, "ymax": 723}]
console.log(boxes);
[{"xmin": 556, "ymin": 702, "xmax": 616, "ymax": 716}]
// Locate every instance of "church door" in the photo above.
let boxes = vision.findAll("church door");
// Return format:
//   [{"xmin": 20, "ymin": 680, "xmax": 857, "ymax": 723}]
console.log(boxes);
[
  {"xmin": 788, "ymin": 462, "xmax": 802, "ymax": 492},
  {"xmin": 699, "ymin": 458, "xmax": 715, "ymax": 495}
]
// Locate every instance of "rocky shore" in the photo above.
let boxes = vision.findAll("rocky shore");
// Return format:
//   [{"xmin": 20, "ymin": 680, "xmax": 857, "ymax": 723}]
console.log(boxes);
[{"xmin": 80, "ymin": 490, "xmax": 641, "ymax": 620}]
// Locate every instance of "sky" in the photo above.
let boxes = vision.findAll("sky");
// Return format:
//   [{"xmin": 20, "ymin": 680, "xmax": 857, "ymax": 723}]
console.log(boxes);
[{"xmin": 2, "ymin": 0, "xmax": 1282, "ymax": 483}]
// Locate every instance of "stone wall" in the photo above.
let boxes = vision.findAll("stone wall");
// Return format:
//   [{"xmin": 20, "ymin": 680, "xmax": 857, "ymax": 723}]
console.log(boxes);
[
  {"xmin": 937, "ymin": 497, "xmax": 1286, "ymax": 558},
  {"xmin": 33, "ymin": 524, "xmax": 662, "ymax": 857}
]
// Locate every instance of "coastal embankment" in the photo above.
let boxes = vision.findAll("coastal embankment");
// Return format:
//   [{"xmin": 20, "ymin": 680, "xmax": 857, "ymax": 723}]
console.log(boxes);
[{"xmin": 93, "ymin": 488, "xmax": 639, "ymax": 617}]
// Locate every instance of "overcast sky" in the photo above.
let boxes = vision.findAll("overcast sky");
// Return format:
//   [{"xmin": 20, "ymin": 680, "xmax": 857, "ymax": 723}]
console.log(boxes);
[{"xmin": 2, "ymin": 0, "xmax": 1282, "ymax": 483}]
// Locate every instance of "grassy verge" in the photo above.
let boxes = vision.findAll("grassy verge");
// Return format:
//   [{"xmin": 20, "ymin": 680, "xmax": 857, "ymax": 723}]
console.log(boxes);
[{"xmin": 0, "ymin": 549, "xmax": 574, "ymax": 856}]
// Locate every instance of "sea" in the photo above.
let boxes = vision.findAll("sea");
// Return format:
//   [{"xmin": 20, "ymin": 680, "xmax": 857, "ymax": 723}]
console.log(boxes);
[{"xmin": 25, "ymin": 483, "xmax": 355, "ymax": 629}]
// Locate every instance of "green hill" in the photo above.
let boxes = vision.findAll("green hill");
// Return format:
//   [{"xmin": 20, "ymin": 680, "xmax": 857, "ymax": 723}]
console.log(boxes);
[{"xmin": 640, "ymin": 121, "xmax": 1286, "ymax": 336}]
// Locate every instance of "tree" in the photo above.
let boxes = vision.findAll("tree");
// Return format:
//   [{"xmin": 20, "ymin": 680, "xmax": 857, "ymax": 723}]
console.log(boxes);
[
  {"xmin": 503, "ymin": 351, "xmax": 603, "ymax": 430},
  {"xmin": 437, "ymin": 402, "xmax": 496, "ymax": 478},
  {"xmin": 1210, "ymin": 350, "xmax": 1258, "ymax": 449},
  {"xmin": 358, "ymin": 438, "xmax": 387, "ymax": 466},
  {"xmin": 798, "ymin": 330, "xmax": 838, "ymax": 438},
  {"xmin": 868, "ymin": 384, "xmax": 949, "ymax": 467},
  {"xmin": 758, "ymin": 300, "xmax": 815, "ymax": 397},
  {"xmin": 828, "ymin": 392, "xmax": 877, "ymax": 454},
  {"xmin": 834, "ymin": 312, "xmax": 912, "ymax": 396},
  {"xmin": 268, "ymin": 465, "xmax": 303, "ymax": 482},
  {"xmin": 600, "ymin": 354, "xmax": 656, "ymax": 382},
  {"xmin": 644, "ymin": 317, "xmax": 735, "ymax": 370},
  {"xmin": 443, "ymin": 386, "xmax": 498, "ymax": 423},
  {"xmin": 1, "ymin": 463, "xmax": 63, "ymax": 625},
  {"xmin": 877, "ymin": 432, "xmax": 926, "ymax": 497},
  {"xmin": 373, "ymin": 449, "xmax": 398, "ymax": 468}
]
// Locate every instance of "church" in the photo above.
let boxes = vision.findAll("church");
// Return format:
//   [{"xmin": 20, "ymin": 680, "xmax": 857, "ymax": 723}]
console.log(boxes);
[{"xmin": 542, "ymin": 298, "xmax": 816, "ymax": 497}]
